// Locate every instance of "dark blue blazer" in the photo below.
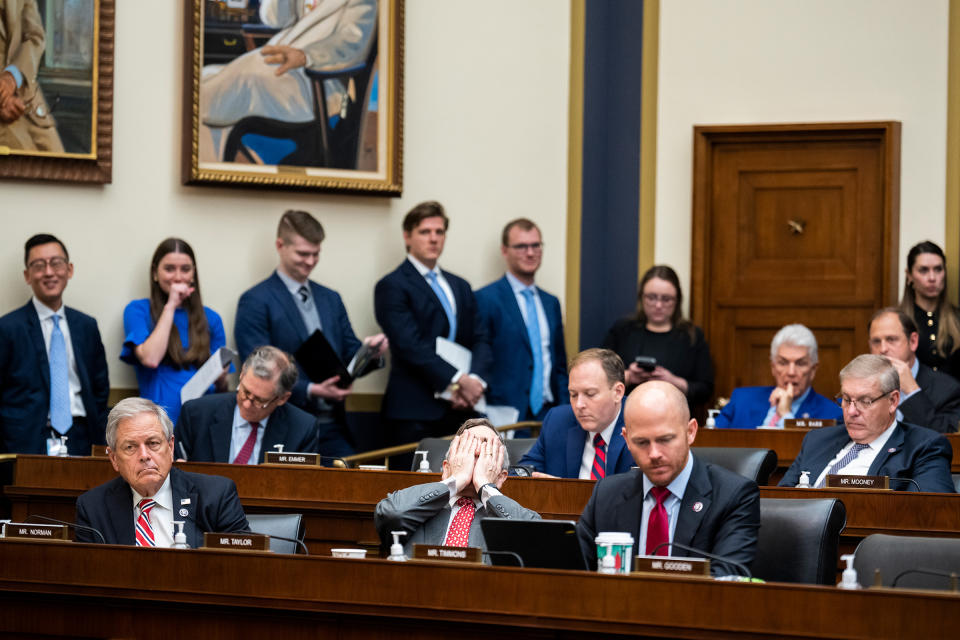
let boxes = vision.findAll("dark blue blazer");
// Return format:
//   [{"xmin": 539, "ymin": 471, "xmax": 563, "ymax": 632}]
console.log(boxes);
[
  {"xmin": 0, "ymin": 301, "xmax": 109, "ymax": 455},
  {"xmin": 235, "ymin": 272, "xmax": 362, "ymax": 411},
  {"xmin": 174, "ymin": 392, "xmax": 324, "ymax": 463},
  {"xmin": 779, "ymin": 422, "xmax": 956, "ymax": 493},
  {"xmin": 519, "ymin": 404, "xmax": 633, "ymax": 478},
  {"xmin": 576, "ymin": 459, "xmax": 761, "ymax": 575},
  {"xmin": 75, "ymin": 467, "xmax": 250, "ymax": 547},
  {"xmin": 715, "ymin": 386, "xmax": 842, "ymax": 428},
  {"xmin": 374, "ymin": 260, "xmax": 493, "ymax": 422},
  {"xmin": 474, "ymin": 276, "xmax": 568, "ymax": 416}
]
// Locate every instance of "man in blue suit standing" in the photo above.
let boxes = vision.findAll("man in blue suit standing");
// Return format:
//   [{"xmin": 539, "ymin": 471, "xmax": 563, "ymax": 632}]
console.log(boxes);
[
  {"xmin": 716, "ymin": 324, "xmax": 842, "ymax": 428},
  {"xmin": 475, "ymin": 218, "xmax": 568, "ymax": 426},
  {"xmin": 520, "ymin": 349, "xmax": 634, "ymax": 478},
  {"xmin": 374, "ymin": 201, "xmax": 493, "ymax": 458},
  {"xmin": 235, "ymin": 211, "xmax": 387, "ymax": 456},
  {"xmin": 0, "ymin": 234, "xmax": 109, "ymax": 455}
]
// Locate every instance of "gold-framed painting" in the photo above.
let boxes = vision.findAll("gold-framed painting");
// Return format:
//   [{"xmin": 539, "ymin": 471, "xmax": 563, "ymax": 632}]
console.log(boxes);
[
  {"xmin": 182, "ymin": 0, "xmax": 403, "ymax": 195},
  {"xmin": 0, "ymin": 0, "xmax": 113, "ymax": 183}
]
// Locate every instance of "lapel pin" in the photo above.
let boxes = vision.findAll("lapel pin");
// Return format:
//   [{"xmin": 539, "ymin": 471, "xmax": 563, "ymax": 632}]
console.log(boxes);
[
  {"xmin": 180, "ymin": 498, "xmax": 191, "ymax": 505},
  {"xmin": 179, "ymin": 508, "xmax": 189, "ymax": 517},
  {"xmin": 887, "ymin": 448, "xmax": 896, "ymax": 453},
  {"xmin": 693, "ymin": 501, "xmax": 703, "ymax": 512}
]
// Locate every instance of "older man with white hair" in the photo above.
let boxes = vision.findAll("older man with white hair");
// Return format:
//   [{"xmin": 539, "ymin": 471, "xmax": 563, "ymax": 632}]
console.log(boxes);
[{"xmin": 716, "ymin": 323, "xmax": 842, "ymax": 428}]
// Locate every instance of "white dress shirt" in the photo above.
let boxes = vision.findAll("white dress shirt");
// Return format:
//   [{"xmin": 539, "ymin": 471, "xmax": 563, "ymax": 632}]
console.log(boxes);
[
  {"xmin": 132, "ymin": 474, "xmax": 174, "ymax": 548},
  {"xmin": 579, "ymin": 410, "xmax": 621, "ymax": 479},
  {"xmin": 813, "ymin": 420, "xmax": 898, "ymax": 488},
  {"xmin": 407, "ymin": 255, "xmax": 458, "ymax": 317},
  {"xmin": 32, "ymin": 297, "xmax": 86, "ymax": 418},
  {"xmin": 638, "ymin": 453, "xmax": 695, "ymax": 555},
  {"xmin": 441, "ymin": 475, "xmax": 500, "ymax": 541},
  {"xmin": 505, "ymin": 272, "xmax": 554, "ymax": 405},
  {"xmin": 228, "ymin": 405, "xmax": 271, "ymax": 464}
]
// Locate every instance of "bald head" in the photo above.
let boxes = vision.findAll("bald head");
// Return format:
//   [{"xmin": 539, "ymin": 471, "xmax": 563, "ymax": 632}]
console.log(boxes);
[{"xmin": 622, "ymin": 381, "xmax": 697, "ymax": 487}]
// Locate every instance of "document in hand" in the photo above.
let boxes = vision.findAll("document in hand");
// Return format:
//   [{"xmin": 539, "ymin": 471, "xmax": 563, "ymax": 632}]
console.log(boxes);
[
  {"xmin": 294, "ymin": 330, "xmax": 382, "ymax": 389},
  {"xmin": 180, "ymin": 347, "xmax": 239, "ymax": 404},
  {"xmin": 434, "ymin": 337, "xmax": 486, "ymax": 411}
]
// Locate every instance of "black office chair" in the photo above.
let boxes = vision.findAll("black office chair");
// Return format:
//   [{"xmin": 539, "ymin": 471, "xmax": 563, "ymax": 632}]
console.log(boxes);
[
  {"xmin": 692, "ymin": 447, "xmax": 778, "ymax": 485},
  {"xmin": 751, "ymin": 498, "xmax": 846, "ymax": 584},
  {"xmin": 854, "ymin": 534, "xmax": 960, "ymax": 590},
  {"xmin": 246, "ymin": 513, "xmax": 305, "ymax": 555},
  {"xmin": 505, "ymin": 438, "xmax": 537, "ymax": 465},
  {"xmin": 411, "ymin": 437, "xmax": 450, "ymax": 472}
]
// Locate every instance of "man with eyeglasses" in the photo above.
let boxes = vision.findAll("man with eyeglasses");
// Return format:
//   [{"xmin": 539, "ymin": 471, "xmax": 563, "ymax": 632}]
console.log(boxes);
[
  {"xmin": 780, "ymin": 354, "xmax": 954, "ymax": 492},
  {"xmin": 716, "ymin": 324, "xmax": 842, "ymax": 428},
  {"xmin": 175, "ymin": 346, "xmax": 321, "ymax": 464},
  {"xmin": 0, "ymin": 234, "xmax": 109, "ymax": 455},
  {"xmin": 475, "ymin": 218, "xmax": 568, "ymax": 427}
]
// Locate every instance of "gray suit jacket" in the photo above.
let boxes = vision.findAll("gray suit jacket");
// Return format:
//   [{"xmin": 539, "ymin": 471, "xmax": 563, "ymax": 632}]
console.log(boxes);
[{"xmin": 374, "ymin": 481, "xmax": 541, "ymax": 559}]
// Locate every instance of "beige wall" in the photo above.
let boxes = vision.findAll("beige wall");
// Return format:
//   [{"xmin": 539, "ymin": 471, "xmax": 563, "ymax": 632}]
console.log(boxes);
[{"xmin": 0, "ymin": 1, "xmax": 571, "ymax": 392}]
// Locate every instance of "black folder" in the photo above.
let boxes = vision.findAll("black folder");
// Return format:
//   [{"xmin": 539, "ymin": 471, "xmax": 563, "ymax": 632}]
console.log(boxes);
[{"xmin": 294, "ymin": 330, "xmax": 380, "ymax": 389}]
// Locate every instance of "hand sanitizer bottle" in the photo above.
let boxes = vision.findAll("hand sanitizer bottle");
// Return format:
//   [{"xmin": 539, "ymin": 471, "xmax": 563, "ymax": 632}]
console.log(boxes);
[
  {"xmin": 171, "ymin": 521, "xmax": 190, "ymax": 549},
  {"xmin": 838, "ymin": 554, "xmax": 860, "ymax": 589},
  {"xmin": 414, "ymin": 451, "xmax": 430, "ymax": 472},
  {"xmin": 387, "ymin": 531, "xmax": 408, "ymax": 561},
  {"xmin": 57, "ymin": 435, "xmax": 69, "ymax": 457},
  {"xmin": 705, "ymin": 409, "xmax": 719, "ymax": 429},
  {"xmin": 797, "ymin": 470, "xmax": 811, "ymax": 488}
]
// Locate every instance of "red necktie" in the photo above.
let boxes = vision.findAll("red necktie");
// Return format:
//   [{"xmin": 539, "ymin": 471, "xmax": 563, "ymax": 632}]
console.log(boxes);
[
  {"xmin": 645, "ymin": 486, "xmax": 671, "ymax": 555},
  {"xmin": 767, "ymin": 410, "xmax": 781, "ymax": 427},
  {"xmin": 444, "ymin": 497, "xmax": 476, "ymax": 547},
  {"xmin": 135, "ymin": 498, "xmax": 157, "ymax": 547},
  {"xmin": 232, "ymin": 422, "xmax": 261, "ymax": 465},
  {"xmin": 590, "ymin": 433, "xmax": 606, "ymax": 480}
]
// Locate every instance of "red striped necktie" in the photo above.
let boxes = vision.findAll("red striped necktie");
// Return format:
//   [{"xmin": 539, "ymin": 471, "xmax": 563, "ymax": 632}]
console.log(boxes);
[
  {"xmin": 135, "ymin": 498, "xmax": 157, "ymax": 547},
  {"xmin": 232, "ymin": 422, "xmax": 261, "ymax": 465},
  {"xmin": 590, "ymin": 433, "xmax": 607, "ymax": 480}
]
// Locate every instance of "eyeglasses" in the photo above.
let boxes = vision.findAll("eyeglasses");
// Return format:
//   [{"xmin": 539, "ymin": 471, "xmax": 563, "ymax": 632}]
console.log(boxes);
[
  {"xmin": 773, "ymin": 358, "xmax": 813, "ymax": 371},
  {"xmin": 508, "ymin": 242, "xmax": 543, "ymax": 253},
  {"xmin": 237, "ymin": 381, "xmax": 278, "ymax": 410},
  {"xmin": 836, "ymin": 391, "xmax": 892, "ymax": 412},
  {"xmin": 642, "ymin": 293, "xmax": 676, "ymax": 305},
  {"xmin": 27, "ymin": 257, "xmax": 68, "ymax": 273}
]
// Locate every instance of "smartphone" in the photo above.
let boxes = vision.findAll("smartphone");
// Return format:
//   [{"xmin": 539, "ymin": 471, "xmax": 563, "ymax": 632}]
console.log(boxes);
[{"xmin": 634, "ymin": 355, "xmax": 657, "ymax": 371}]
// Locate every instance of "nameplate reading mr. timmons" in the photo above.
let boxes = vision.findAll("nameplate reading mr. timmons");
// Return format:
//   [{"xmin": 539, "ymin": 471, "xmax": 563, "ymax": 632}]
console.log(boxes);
[
  {"xmin": 203, "ymin": 532, "xmax": 270, "ymax": 551},
  {"xmin": 826, "ymin": 475, "xmax": 890, "ymax": 490},
  {"xmin": 413, "ymin": 544, "xmax": 482, "ymax": 563},
  {"xmin": 264, "ymin": 452, "xmax": 320, "ymax": 466},
  {"xmin": 2, "ymin": 523, "xmax": 69, "ymax": 541},
  {"xmin": 632, "ymin": 556, "xmax": 710, "ymax": 577},
  {"xmin": 784, "ymin": 419, "xmax": 836, "ymax": 429}
]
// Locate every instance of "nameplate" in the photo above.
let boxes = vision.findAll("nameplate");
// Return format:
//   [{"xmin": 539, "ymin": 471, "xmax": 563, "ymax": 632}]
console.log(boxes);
[
  {"xmin": 264, "ymin": 452, "xmax": 320, "ymax": 466},
  {"xmin": 784, "ymin": 419, "xmax": 836, "ymax": 429},
  {"xmin": 413, "ymin": 544, "xmax": 482, "ymax": 563},
  {"xmin": 632, "ymin": 555, "xmax": 710, "ymax": 576},
  {"xmin": 826, "ymin": 475, "xmax": 890, "ymax": 489},
  {"xmin": 3, "ymin": 523, "xmax": 69, "ymax": 541},
  {"xmin": 90, "ymin": 445, "xmax": 109, "ymax": 458},
  {"xmin": 203, "ymin": 532, "xmax": 270, "ymax": 551}
]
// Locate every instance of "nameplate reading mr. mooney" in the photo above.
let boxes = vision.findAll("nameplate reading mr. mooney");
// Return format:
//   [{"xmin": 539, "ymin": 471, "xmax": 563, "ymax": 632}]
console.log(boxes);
[
  {"xmin": 3, "ymin": 523, "xmax": 69, "ymax": 541},
  {"xmin": 203, "ymin": 532, "xmax": 270, "ymax": 551},
  {"xmin": 264, "ymin": 452, "xmax": 320, "ymax": 466},
  {"xmin": 413, "ymin": 544, "xmax": 482, "ymax": 563},
  {"xmin": 826, "ymin": 475, "xmax": 890, "ymax": 489},
  {"xmin": 633, "ymin": 556, "xmax": 710, "ymax": 577},
  {"xmin": 784, "ymin": 419, "xmax": 836, "ymax": 429}
]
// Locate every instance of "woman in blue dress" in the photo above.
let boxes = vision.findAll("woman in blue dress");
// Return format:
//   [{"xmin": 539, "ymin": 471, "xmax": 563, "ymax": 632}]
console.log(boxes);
[{"xmin": 121, "ymin": 238, "xmax": 226, "ymax": 424}]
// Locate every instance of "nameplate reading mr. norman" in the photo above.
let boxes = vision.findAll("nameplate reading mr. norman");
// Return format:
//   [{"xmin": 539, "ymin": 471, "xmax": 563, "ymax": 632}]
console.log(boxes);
[
  {"xmin": 203, "ymin": 532, "xmax": 270, "ymax": 551},
  {"xmin": 2, "ymin": 523, "xmax": 69, "ymax": 541},
  {"xmin": 264, "ymin": 452, "xmax": 320, "ymax": 466}
]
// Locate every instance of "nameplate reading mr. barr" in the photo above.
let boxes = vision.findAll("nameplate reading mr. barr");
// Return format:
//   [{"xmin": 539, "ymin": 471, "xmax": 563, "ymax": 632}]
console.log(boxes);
[
  {"xmin": 633, "ymin": 556, "xmax": 710, "ymax": 577},
  {"xmin": 784, "ymin": 419, "xmax": 836, "ymax": 429},
  {"xmin": 2, "ymin": 523, "xmax": 69, "ymax": 541},
  {"xmin": 264, "ymin": 452, "xmax": 320, "ymax": 466},
  {"xmin": 203, "ymin": 532, "xmax": 270, "ymax": 551},
  {"xmin": 826, "ymin": 475, "xmax": 890, "ymax": 489},
  {"xmin": 413, "ymin": 544, "xmax": 482, "ymax": 563}
]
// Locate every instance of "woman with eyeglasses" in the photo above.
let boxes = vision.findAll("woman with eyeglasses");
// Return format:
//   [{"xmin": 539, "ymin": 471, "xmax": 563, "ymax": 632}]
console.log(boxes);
[
  {"xmin": 900, "ymin": 241, "xmax": 960, "ymax": 381},
  {"xmin": 602, "ymin": 265, "xmax": 714, "ymax": 408},
  {"xmin": 120, "ymin": 238, "xmax": 228, "ymax": 424}
]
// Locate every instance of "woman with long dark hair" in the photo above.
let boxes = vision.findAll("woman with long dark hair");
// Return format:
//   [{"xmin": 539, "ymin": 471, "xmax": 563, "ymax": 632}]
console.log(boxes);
[
  {"xmin": 602, "ymin": 265, "xmax": 714, "ymax": 407},
  {"xmin": 900, "ymin": 240, "xmax": 960, "ymax": 379},
  {"xmin": 121, "ymin": 238, "xmax": 227, "ymax": 423}
]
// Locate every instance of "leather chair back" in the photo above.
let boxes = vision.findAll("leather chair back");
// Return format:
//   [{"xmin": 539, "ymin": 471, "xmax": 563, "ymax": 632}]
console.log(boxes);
[
  {"xmin": 752, "ymin": 498, "xmax": 846, "ymax": 584},
  {"xmin": 412, "ymin": 436, "xmax": 534, "ymax": 473},
  {"xmin": 854, "ymin": 534, "xmax": 960, "ymax": 590},
  {"xmin": 247, "ymin": 513, "xmax": 305, "ymax": 555},
  {"xmin": 692, "ymin": 447, "xmax": 778, "ymax": 485}
]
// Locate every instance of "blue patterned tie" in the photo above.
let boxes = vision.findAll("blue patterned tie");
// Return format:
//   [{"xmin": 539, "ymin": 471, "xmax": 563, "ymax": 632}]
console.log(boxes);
[
  {"xmin": 521, "ymin": 288, "xmax": 544, "ymax": 415},
  {"xmin": 426, "ymin": 271, "xmax": 456, "ymax": 340},
  {"xmin": 48, "ymin": 315, "xmax": 72, "ymax": 435},
  {"xmin": 816, "ymin": 443, "xmax": 870, "ymax": 487}
]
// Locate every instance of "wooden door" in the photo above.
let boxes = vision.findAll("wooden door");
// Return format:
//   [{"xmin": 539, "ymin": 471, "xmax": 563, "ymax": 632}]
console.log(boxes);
[{"xmin": 691, "ymin": 122, "xmax": 901, "ymax": 404}]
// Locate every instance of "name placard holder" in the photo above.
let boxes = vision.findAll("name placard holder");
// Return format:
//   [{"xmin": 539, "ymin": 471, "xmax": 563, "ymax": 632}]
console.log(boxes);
[
  {"xmin": 90, "ymin": 445, "xmax": 109, "ymax": 458},
  {"xmin": 264, "ymin": 452, "xmax": 320, "ymax": 466},
  {"xmin": 784, "ymin": 419, "xmax": 836, "ymax": 429},
  {"xmin": 413, "ymin": 544, "xmax": 483, "ymax": 564},
  {"xmin": 2, "ymin": 522, "xmax": 70, "ymax": 541},
  {"xmin": 203, "ymin": 532, "xmax": 271, "ymax": 551},
  {"xmin": 826, "ymin": 475, "xmax": 890, "ymax": 490},
  {"xmin": 632, "ymin": 555, "xmax": 710, "ymax": 577}
]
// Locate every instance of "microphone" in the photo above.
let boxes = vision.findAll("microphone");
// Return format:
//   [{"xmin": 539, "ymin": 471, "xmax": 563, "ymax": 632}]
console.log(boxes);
[
  {"xmin": 891, "ymin": 568, "xmax": 959, "ymax": 590},
  {"xmin": 889, "ymin": 477, "xmax": 922, "ymax": 492},
  {"xmin": 482, "ymin": 550, "xmax": 525, "ymax": 568},
  {"xmin": 259, "ymin": 532, "xmax": 309, "ymax": 555},
  {"xmin": 25, "ymin": 514, "xmax": 106, "ymax": 545},
  {"xmin": 321, "ymin": 456, "xmax": 350, "ymax": 469},
  {"xmin": 648, "ymin": 541, "xmax": 752, "ymax": 578}
]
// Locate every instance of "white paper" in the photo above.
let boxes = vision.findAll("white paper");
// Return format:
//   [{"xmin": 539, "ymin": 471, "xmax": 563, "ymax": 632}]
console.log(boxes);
[
  {"xmin": 434, "ymin": 337, "xmax": 485, "ymax": 410},
  {"xmin": 180, "ymin": 347, "xmax": 238, "ymax": 405},
  {"xmin": 483, "ymin": 405, "xmax": 520, "ymax": 427}
]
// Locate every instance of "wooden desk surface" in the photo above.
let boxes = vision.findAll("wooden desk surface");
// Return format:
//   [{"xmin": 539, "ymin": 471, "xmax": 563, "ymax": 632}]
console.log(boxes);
[{"xmin": 0, "ymin": 539, "xmax": 956, "ymax": 639}]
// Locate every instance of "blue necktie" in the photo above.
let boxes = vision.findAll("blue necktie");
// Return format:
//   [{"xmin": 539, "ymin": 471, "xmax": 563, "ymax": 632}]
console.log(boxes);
[
  {"xmin": 521, "ymin": 288, "xmax": 544, "ymax": 415},
  {"xmin": 816, "ymin": 443, "xmax": 870, "ymax": 487},
  {"xmin": 48, "ymin": 315, "xmax": 72, "ymax": 435},
  {"xmin": 426, "ymin": 271, "xmax": 456, "ymax": 340}
]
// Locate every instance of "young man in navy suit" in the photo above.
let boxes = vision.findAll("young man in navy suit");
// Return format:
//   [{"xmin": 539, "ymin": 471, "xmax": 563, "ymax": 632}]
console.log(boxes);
[
  {"xmin": 520, "ymin": 349, "xmax": 633, "ymax": 478},
  {"xmin": 235, "ymin": 211, "xmax": 387, "ymax": 456},
  {"xmin": 475, "ymin": 218, "xmax": 568, "ymax": 425},
  {"xmin": 0, "ymin": 234, "xmax": 109, "ymax": 455}
]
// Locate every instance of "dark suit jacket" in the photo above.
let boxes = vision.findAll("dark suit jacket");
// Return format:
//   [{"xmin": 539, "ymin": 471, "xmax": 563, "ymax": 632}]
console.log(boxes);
[
  {"xmin": 0, "ymin": 301, "xmax": 109, "ymax": 455},
  {"xmin": 235, "ymin": 272, "xmax": 362, "ymax": 411},
  {"xmin": 900, "ymin": 363, "xmax": 960, "ymax": 433},
  {"xmin": 519, "ymin": 404, "xmax": 633, "ymax": 478},
  {"xmin": 75, "ymin": 467, "xmax": 250, "ymax": 547},
  {"xmin": 779, "ymin": 422, "xmax": 955, "ymax": 492},
  {"xmin": 174, "ymin": 392, "xmax": 321, "ymax": 463},
  {"xmin": 374, "ymin": 260, "xmax": 493, "ymax": 422},
  {"xmin": 474, "ymin": 276, "xmax": 568, "ymax": 416},
  {"xmin": 715, "ymin": 385, "xmax": 843, "ymax": 428},
  {"xmin": 576, "ymin": 459, "xmax": 761, "ymax": 575}
]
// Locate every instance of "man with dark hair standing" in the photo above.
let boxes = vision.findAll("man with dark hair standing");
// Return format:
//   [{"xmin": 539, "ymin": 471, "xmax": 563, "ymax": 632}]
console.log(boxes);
[
  {"xmin": 475, "ymin": 218, "xmax": 568, "ymax": 425},
  {"xmin": 0, "ymin": 234, "xmax": 109, "ymax": 455},
  {"xmin": 235, "ymin": 210, "xmax": 387, "ymax": 457},
  {"xmin": 374, "ymin": 201, "xmax": 493, "ymax": 456}
]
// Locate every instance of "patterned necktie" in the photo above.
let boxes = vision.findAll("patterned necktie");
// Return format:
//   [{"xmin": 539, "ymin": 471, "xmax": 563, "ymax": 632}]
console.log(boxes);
[
  {"xmin": 425, "ymin": 271, "xmax": 456, "ymax": 340},
  {"xmin": 816, "ymin": 443, "xmax": 870, "ymax": 488},
  {"xmin": 232, "ymin": 422, "xmax": 261, "ymax": 465},
  {"xmin": 297, "ymin": 285, "xmax": 309, "ymax": 304},
  {"xmin": 645, "ymin": 486, "xmax": 671, "ymax": 555},
  {"xmin": 48, "ymin": 314, "xmax": 72, "ymax": 435},
  {"xmin": 135, "ymin": 498, "xmax": 157, "ymax": 547},
  {"xmin": 443, "ymin": 496, "xmax": 476, "ymax": 547},
  {"xmin": 590, "ymin": 433, "xmax": 606, "ymax": 480},
  {"xmin": 521, "ymin": 288, "xmax": 544, "ymax": 415},
  {"xmin": 766, "ymin": 409, "xmax": 781, "ymax": 427}
]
